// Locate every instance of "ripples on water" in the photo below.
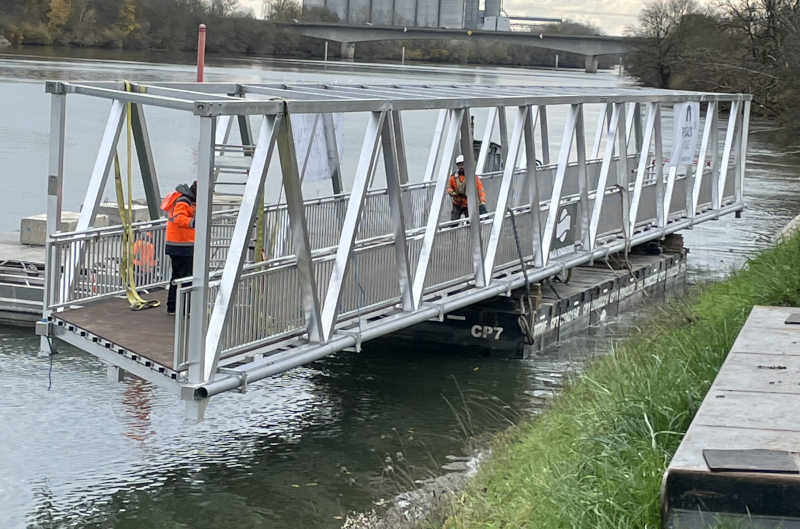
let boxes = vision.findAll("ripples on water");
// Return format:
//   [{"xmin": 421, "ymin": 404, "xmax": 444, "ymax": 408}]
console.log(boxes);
[{"xmin": 1, "ymin": 55, "xmax": 799, "ymax": 528}]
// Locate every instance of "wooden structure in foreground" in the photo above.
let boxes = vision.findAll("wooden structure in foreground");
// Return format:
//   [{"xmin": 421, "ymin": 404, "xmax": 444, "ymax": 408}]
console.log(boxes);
[{"xmin": 663, "ymin": 306, "xmax": 800, "ymax": 528}]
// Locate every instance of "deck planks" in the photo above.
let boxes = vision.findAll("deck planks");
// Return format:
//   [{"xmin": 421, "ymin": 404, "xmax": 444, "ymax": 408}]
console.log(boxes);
[{"xmin": 54, "ymin": 289, "xmax": 177, "ymax": 368}]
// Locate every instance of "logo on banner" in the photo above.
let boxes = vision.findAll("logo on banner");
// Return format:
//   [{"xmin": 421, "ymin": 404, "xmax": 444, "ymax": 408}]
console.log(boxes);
[
  {"xmin": 670, "ymin": 102, "xmax": 700, "ymax": 168},
  {"xmin": 557, "ymin": 208, "xmax": 571, "ymax": 242}
]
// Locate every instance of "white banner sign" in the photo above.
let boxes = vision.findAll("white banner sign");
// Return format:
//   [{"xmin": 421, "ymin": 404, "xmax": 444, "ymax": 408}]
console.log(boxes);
[
  {"xmin": 670, "ymin": 102, "xmax": 700, "ymax": 167},
  {"xmin": 291, "ymin": 113, "xmax": 344, "ymax": 183}
]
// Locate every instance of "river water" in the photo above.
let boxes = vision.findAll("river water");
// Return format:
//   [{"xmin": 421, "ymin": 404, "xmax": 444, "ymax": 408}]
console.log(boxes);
[{"xmin": 1, "ymin": 50, "xmax": 799, "ymax": 529}]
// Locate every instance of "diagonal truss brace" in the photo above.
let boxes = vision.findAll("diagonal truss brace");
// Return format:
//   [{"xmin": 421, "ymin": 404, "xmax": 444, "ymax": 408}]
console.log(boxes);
[
  {"xmin": 202, "ymin": 115, "xmax": 281, "ymax": 382},
  {"xmin": 412, "ymin": 108, "xmax": 464, "ymax": 309},
  {"xmin": 382, "ymin": 111, "xmax": 415, "ymax": 312},
  {"xmin": 484, "ymin": 105, "xmax": 529, "ymax": 280},
  {"xmin": 277, "ymin": 112, "xmax": 324, "ymax": 343},
  {"xmin": 320, "ymin": 111, "xmax": 386, "ymax": 341}
]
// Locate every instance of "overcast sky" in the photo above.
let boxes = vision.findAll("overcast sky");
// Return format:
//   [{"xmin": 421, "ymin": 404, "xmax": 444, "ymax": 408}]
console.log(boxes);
[{"xmin": 242, "ymin": 0, "xmax": 650, "ymax": 35}]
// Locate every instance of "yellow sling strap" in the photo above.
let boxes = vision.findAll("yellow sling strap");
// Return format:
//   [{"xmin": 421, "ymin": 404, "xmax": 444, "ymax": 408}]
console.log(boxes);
[{"xmin": 114, "ymin": 80, "xmax": 160, "ymax": 311}]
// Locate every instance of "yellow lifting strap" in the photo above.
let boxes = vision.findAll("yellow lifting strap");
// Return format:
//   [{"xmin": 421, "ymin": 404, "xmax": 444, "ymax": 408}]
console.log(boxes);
[{"xmin": 114, "ymin": 80, "xmax": 160, "ymax": 311}]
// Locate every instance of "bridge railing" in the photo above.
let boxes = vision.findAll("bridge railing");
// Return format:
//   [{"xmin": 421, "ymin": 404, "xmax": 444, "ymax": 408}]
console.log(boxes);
[
  {"xmin": 42, "ymin": 82, "xmax": 751, "ymax": 404},
  {"xmin": 174, "ymin": 158, "xmax": 734, "ymax": 364}
]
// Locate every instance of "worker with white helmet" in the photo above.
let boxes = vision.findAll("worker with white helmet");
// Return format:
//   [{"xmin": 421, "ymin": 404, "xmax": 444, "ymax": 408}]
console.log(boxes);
[{"xmin": 447, "ymin": 153, "xmax": 487, "ymax": 221}]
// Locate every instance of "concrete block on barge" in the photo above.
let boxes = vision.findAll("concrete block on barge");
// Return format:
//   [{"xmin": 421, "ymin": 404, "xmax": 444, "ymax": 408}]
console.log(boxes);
[{"xmin": 20, "ymin": 211, "xmax": 109, "ymax": 246}]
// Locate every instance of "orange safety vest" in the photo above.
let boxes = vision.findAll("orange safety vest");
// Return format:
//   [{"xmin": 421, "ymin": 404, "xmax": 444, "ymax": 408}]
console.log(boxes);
[
  {"xmin": 133, "ymin": 238, "xmax": 156, "ymax": 270},
  {"xmin": 447, "ymin": 173, "xmax": 486, "ymax": 208},
  {"xmin": 162, "ymin": 191, "xmax": 195, "ymax": 247}
]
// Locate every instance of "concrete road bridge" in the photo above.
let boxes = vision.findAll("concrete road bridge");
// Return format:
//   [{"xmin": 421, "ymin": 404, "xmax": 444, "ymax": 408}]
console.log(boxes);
[
  {"xmin": 37, "ymin": 81, "xmax": 751, "ymax": 418},
  {"xmin": 278, "ymin": 22, "xmax": 636, "ymax": 72}
]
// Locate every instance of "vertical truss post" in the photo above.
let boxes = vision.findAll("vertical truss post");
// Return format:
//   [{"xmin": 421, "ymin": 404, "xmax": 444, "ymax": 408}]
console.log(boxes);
[
  {"xmin": 710, "ymin": 102, "xmax": 720, "ymax": 210},
  {"xmin": 717, "ymin": 100, "xmax": 740, "ymax": 208},
  {"xmin": 497, "ymin": 105, "xmax": 509, "ymax": 163},
  {"xmin": 187, "ymin": 115, "xmax": 217, "ymax": 385},
  {"xmin": 44, "ymin": 92, "xmax": 65, "ymax": 320},
  {"xmin": 526, "ymin": 106, "xmax": 544, "ymax": 267},
  {"xmin": 575, "ymin": 104, "xmax": 590, "ymax": 252},
  {"xmin": 630, "ymin": 102, "xmax": 657, "ymax": 234},
  {"xmin": 624, "ymin": 102, "xmax": 636, "ymax": 147},
  {"xmin": 588, "ymin": 103, "xmax": 621, "ymax": 248},
  {"xmin": 633, "ymin": 103, "xmax": 644, "ymax": 154},
  {"xmin": 392, "ymin": 111, "xmax": 409, "ymax": 185},
  {"xmin": 129, "ymin": 104, "xmax": 161, "ymax": 220},
  {"xmin": 691, "ymin": 101, "xmax": 717, "ymax": 216},
  {"xmin": 203, "ymin": 115, "xmax": 279, "ymax": 382},
  {"xmin": 476, "ymin": 106, "xmax": 498, "ymax": 174},
  {"xmin": 412, "ymin": 108, "xmax": 463, "ymax": 308},
  {"xmin": 484, "ymin": 106, "xmax": 527, "ymax": 280},
  {"xmin": 77, "ymin": 100, "xmax": 126, "ymax": 232},
  {"xmin": 654, "ymin": 105, "xmax": 665, "ymax": 227},
  {"xmin": 616, "ymin": 102, "xmax": 632, "ymax": 241},
  {"xmin": 320, "ymin": 111, "xmax": 385, "ymax": 340},
  {"xmin": 322, "ymin": 113, "xmax": 344, "ymax": 193},
  {"xmin": 424, "ymin": 109, "xmax": 448, "ymax": 182},
  {"xmin": 277, "ymin": 112, "xmax": 323, "ymax": 342},
  {"xmin": 383, "ymin": 111, "xmax": 415, "ymax": 311},
  {"xmin": 541, "ymin": 104, "xmax": 579, "ymax": 264},
  {"xmin": 591, "ymin": 102, "xmax": 611, "ymax": 159},
  {"xmin": 737, "ymin": 100, "xmax": 751, "ymax": 205},
  {"xmin": 539, "ymin": 106, "xmax": 550, "ymax": 165},
  {"xmin": 460, "ymin": 109, "xmax": 486, "ymax": 288}
]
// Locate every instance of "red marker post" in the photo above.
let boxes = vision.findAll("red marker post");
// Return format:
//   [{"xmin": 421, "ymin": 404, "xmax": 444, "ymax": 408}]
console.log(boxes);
[{"xmin": 196, "ymin": 24, "xmax": 206, "ymax": 82}]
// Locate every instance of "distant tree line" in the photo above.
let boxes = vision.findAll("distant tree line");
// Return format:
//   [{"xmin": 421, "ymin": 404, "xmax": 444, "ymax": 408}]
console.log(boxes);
[
  {"xmin": 625, "ymin": 0, "xmax": 800, "ymax": 128},
  {"xmin": 0, "ymin": 0, "xmax": 616, "ymax": 69}
]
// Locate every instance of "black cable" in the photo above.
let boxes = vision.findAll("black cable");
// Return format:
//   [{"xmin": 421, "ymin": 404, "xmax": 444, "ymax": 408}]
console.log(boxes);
[{"xmin": 46, "ymin": 337, "xmax": 56, "ymax": 391}]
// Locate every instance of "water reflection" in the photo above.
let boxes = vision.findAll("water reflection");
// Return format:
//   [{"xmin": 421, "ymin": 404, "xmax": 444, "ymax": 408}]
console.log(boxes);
[{"xmin": 121, "ymin": 381, "xmax": 153, "ymax": 443}]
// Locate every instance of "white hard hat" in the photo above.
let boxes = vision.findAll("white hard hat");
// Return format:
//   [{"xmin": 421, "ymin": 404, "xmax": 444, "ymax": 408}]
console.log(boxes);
[{"xmin": 455, "ymin": 154, "xmax": 465, "ymax": 164}]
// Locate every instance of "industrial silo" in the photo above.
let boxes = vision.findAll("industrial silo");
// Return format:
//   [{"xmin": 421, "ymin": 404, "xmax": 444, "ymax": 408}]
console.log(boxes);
[
  {"xmin": 393, "ymin": 0, "xmax": 417, "ymax": 26},
  {"xmin": 347, "ymin": 0, "xmax": 371, "ymax": 23},
  {"xmin": 484, "ymin": 0, "xmax": 501, "ymax": 17},
  {"xmin": 464, "ymin": 0, "xmax": 479, "ymax": 28},
  {"xmin": 323, "ymin": 0, "xmax": 348, "ymax": 21},
  {"xmin": 416, "ymin": 0, "xmax": 439, "ymax": 27},
  {"xmin": 438, "ymin": 0, "xmax": 465, "ymax": 28},
  {"xmin": 370, "ymin": 0, "xmax": 394, "ymax": 25}
]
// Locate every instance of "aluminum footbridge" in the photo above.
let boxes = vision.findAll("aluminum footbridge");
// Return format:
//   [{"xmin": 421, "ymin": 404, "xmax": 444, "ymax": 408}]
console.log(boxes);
[{"xmin": 37, "ymin": 81, "xmax": 751, "ymax": 418}]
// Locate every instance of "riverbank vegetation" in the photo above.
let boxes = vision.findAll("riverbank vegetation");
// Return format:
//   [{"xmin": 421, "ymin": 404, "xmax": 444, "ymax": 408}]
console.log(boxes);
[
  {"xmin": 0, "ymin": 0, "xmax": 611, "ymax": 69},
  {"xmin": 432, "ymin": 232, "xmax": 800, "ymax": 528},
  {"xmin": 625, "ymin": 0, "xmax": 800, "ymax": 130}
]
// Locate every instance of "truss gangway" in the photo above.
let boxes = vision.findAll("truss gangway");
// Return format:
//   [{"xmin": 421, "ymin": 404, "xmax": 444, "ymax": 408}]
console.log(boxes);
[{"xmin": 37, "ymin": 81, "xmax": 751, "ymax": 418}]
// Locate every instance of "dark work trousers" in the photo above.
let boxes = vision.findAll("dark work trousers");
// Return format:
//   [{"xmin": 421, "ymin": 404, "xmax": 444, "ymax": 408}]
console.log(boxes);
[
  {"xmin": 450, "ymin": 204, "xmax": 469, "ymax": 220},
  {"xmin": 167, "ymin": 254, "xmax": 193, "ymax": 313}
]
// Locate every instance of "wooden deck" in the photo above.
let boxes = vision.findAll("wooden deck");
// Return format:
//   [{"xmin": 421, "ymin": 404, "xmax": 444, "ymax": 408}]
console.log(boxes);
[
  {"xmin": 53, "ymin": 289, "xmax": 178, "ymax": 370},
  {"xmin": 662, "ymin": 305, "xmax": 800, "ymax": 528}
]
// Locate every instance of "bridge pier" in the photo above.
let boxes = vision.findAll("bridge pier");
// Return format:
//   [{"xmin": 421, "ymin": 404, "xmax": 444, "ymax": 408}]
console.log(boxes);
[
  {"xmin": 341, "ymin": 41, "xmax": 355, "ymax": 61},
  {"xmin": 584, "ymin": 54, "xmax": 599, "ymax": 73}
]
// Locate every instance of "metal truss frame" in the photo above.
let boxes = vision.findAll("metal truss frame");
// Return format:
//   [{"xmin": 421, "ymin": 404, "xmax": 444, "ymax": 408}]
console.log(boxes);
[{"xmin": 42, "ymin": 81, "xmax": 752, "ymax": 418}]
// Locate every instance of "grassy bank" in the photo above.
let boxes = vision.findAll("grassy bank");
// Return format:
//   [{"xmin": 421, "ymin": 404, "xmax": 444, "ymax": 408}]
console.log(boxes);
[{"xmin": 436, "ymin": 233, "xmax": 800, "ymax": 528}]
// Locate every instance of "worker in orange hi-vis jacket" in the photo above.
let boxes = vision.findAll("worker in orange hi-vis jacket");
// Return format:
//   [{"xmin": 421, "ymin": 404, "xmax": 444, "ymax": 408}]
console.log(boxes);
[
  {"xmin": 447, "ymin": 154, "xmax": 487, "ymax": 221},
  {"xmin": 160, "ymin": 181, "xmax": 196, "ymax": 315}
]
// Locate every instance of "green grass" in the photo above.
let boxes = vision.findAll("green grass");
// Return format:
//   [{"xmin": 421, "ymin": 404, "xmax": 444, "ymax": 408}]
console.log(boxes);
[{"xmin": 435, "ymin": 233, "xmax": 800, "ymax": 529}]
